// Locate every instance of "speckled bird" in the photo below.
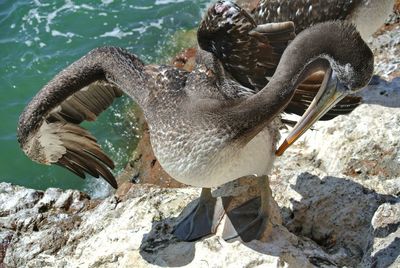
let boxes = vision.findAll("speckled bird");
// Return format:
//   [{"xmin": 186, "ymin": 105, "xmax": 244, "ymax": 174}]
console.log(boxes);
[{"xmin": 17, "ymin": 1, "xmax": 374, "ymax": 242}]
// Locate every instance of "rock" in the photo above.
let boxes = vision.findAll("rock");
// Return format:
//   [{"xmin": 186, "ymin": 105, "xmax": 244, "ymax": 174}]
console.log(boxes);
[
  {"xmin": 270, "ymin": 173, "xmax": 397, "ymax": 267},
  {"xmin": 371, "ymin": 25, "xmax": 400, "ymax": 80},
  {"xmin": 0, "ymin": 183, "xmax": 95, "ymax": 267},
  {"xmin": 35, "ymin": 188, "xmax": 62, "ymax": 212},
  {"xmin": 0, "ymin": 185, "xmax": 339, "ymax": 267},
  {"xmin": 2, "ymin": 172, "xmax": 398, "ymax": 267},
  {"xmin": 356, "ymin": 76, "xmax": 400, "ymax": 108},
  {"xmin": 0, "ymin": 183, "xmax": 43, "ymax": 217},
  {"xmin": 273, "ymin": 103, "xmax": 400, "ymax": 196},
  {"xmin": 0, "ymin": 230, "xmax": 13, "ymax": 266},
  {"xmin": 361, "ymin": 202, "xmax": 400, "ymax": 267}
]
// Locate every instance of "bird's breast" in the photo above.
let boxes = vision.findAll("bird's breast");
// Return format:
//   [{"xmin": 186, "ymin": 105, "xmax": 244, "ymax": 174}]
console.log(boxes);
[{"xmin": 149, "ymin": 123, "xmax": 278, "ymax": 188}]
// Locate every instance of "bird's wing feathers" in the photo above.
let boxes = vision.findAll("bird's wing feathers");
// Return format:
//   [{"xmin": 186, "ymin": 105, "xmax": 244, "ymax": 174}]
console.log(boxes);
[
  {"xmin": 227, "ymin": 21, "xmax": 296, "ymax": 90},
  {"xmin": 198, "ymin": 1, "xmax": 296, "ymax": 90},
  {"xmin": 22, "ymin": 81, "xmax": 122, "ymax": 188},
  {"xmin": 201, "ymin": 1, "xmax": 362, "ymax": 120},
  {"xmin": 47, "ymin": 81, "xmax": 123, "ymax": 124},
  {"xmin": 18, "ymin": 47, "xmax": 148, "ymax": 189},
  {"xmin": 235, "ymin": 21, "xmax": 362, "ymax": 120},
  {"xmin": 253, "ymin": 0, "xmax": 357, "ymax": 34}
]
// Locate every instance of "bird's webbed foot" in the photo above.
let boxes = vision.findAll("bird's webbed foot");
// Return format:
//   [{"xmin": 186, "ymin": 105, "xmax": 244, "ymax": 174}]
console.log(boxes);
[
  {"xmin": 173, "ymin": 188, "xmax": 229, "ymax": 241},
  {"xmin": 222, "ymin": 176, "xmax": 272, "ymax": 242},
  {"xmin": 222, "ymin": 196, "xmax": 271, "ymax": 242}
]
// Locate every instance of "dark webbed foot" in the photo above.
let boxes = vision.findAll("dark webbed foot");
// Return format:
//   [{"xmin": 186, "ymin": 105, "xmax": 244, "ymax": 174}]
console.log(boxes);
[
  {"xmin": 222, "ymin": 197, "xmax": 270, "ymax": 242},
  {"xmin": 173, "ymin": 188, "xmax": 229, "ymax": 241},
  {"xmin": 222, "ymin": 176, "xmax": 272, "ymax": 242}
]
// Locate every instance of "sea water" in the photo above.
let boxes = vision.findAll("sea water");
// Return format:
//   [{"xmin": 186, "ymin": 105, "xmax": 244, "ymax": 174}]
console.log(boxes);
[{"xmin": 0, "ymin": 0, "xmax": 210, "ymax": 197}]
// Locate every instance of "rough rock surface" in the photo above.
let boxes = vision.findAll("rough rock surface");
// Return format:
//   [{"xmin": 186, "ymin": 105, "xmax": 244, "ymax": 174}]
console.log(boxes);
[
  {"xmin": 361, "ymin": 202, "xmax": 400, "ymax": 267},
  {"xmin": 2, "ymin": 3, "xmax": 400, "ymax": 268},
  {"xmin": 0, "ymin": 184, "xmax": 99, "ymax": 267}
]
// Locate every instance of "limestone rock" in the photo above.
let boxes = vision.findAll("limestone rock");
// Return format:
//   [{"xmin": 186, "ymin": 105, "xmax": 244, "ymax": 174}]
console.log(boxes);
[
  {"xmin": 361, "ymin": 202, "xmax": 400, "ymax": 267},
  {"xmin": 1, "ymin": 170, "xmax": 398, "ymax": 267},
  {"xmin": 0, "ymin": 184, "xmax": 339, "ymax": 268},
  {"xmin": 270, "ymin": 173, "xmax": 397, "ymax": 267},
  {"xmin": 0, "ymin": 183, "xmax": 95, "ymax": 267}
]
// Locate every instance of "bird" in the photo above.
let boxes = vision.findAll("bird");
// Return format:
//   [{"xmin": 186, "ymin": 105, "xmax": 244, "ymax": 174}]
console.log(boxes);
[
  {"xmin": 199, "ymin": 0, "xmax": 394, "ymax": 156},
  {"xmin": 17, "ymin": 2, "xmax": 374, "ymax": 243}
]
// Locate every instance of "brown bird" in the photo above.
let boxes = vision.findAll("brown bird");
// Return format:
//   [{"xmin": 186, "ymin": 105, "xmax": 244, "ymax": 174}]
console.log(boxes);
[{"xmin": 17, "ymin": 2, "xmax": 373, "ymax": 242}]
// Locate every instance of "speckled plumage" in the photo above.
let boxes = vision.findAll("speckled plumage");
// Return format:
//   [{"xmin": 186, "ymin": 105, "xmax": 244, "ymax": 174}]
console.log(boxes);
[
  {"xmin": 17, "ymin": 17, "xmax": 373, "ymax": 190},
  {"xmin": 198, "ymin": 1, "xmax": 295, "ymax": 90},
  {"xmin": 254, "ymin": 0, "xmax": 358, "ymax": 33},
  {"xmin": 253, "ymin": 0, "xmax": 395, "ymax": 38}
]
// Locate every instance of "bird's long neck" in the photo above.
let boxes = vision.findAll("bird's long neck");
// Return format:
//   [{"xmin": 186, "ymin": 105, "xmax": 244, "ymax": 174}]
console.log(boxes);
[
  {"xmin": 225, "ymin": 21, "xmax": 372, "ymax": 137},
  {"xmin": 18, "ymin": 47, "xmax": 147, "ymax": 144}
]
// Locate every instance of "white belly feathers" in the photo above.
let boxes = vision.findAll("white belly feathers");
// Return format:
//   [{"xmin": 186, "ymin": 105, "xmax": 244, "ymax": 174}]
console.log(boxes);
[{"xmin": 152, "ymin": 126, "xmax": 277, "ymax": 188}]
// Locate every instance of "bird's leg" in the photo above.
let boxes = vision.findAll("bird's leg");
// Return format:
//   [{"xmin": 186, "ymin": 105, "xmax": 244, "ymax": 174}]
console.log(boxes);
[
  {"xmin": 173, "ymin": 187, "xmax": 229, "ymax": 241},
  {"xmin": 222, "ymin": 175, "xmax": 272, "ymax": 242}
]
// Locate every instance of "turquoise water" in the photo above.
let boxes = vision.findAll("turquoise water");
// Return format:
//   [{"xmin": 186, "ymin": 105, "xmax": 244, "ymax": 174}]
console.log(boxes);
[{"xmin": 0, "ymin": 0, "xmax": 210, "ymax": 196}]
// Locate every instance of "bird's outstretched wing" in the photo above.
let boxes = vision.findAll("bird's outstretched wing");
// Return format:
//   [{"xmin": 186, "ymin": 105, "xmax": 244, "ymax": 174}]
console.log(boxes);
[
  {"xmin": 199, "ymin": 0, "xmax": 362, "ymax": 120},
  {"xmin": 43, "ymin": 81, "xmax": 122, "ymax": 188},
  {"xmin": 198, "ymin": 1, "xmax": 295, "ymax": 90},
  {"xmin": 17, "ymin": 47, "xmax": 148, "ymax": 188}
]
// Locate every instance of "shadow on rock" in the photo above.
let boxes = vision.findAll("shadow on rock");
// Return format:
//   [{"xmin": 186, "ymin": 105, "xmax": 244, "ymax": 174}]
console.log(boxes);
[
  {"xmin": 357, "ymin": 76, "xmax": 400, "ymax": 108},
  {"xmin": 282, "ymin": 172, "xmax": 397, "ymax": 267},
  {"xmin": 371, "ymin": 237, "xmax": 400, "ymax": 268},
  {"xmin": 139, "ymin": 172, "xmax": 398, "ymax": 267},
  {"xmin": 139, "ymin": 198, "xmax": 199, "ymax": 267}
]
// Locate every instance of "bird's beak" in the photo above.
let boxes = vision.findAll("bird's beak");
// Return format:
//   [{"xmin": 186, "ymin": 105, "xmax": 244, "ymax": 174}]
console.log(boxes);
[{"xmin": 276, "ymin": 69, "xmax": 347, "ymax": 156}]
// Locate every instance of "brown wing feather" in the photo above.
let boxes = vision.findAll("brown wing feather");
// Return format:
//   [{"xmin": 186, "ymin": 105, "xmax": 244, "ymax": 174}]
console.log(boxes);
[
  {"xmin": 229, "ymin": 21, "xmax": 295, "ymax": 89},
  {"xmin": 23, "ymin": 81, "xmax": 122, "ymax": 188},
  {"xmin": 253, "ymin": 0, "xmax": 357, "ymax": 34},
  {"xmin": 18, "ymin": 46, "xmax": 150, "ymax": 190},
  {"xmin": 48, "ymin": 81, "xmax": 122, "ymax": 124},
  {"xmin": 239, "ymin": 23, "xmax": 361, "ymax": 120},
  {"xmin": 200, "ymin": 2, "xmax": 362, "ymax": 120},
  {"xmin": 48, "ymin": 81, "xmax": 121, "ymax": 187},
  {"xmin": 198, "ymin": 1, "xmax": 296, "ymax": 90}
]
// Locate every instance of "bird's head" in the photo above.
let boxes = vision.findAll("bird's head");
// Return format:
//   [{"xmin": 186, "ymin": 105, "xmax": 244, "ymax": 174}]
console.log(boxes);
[
  {"xmin": 320, "ymin": 21, "xmax": 374, "ymax": 93},
  {"xmin": 276, "ymin": 21, "xmax": 374, "ymax": 156}
]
